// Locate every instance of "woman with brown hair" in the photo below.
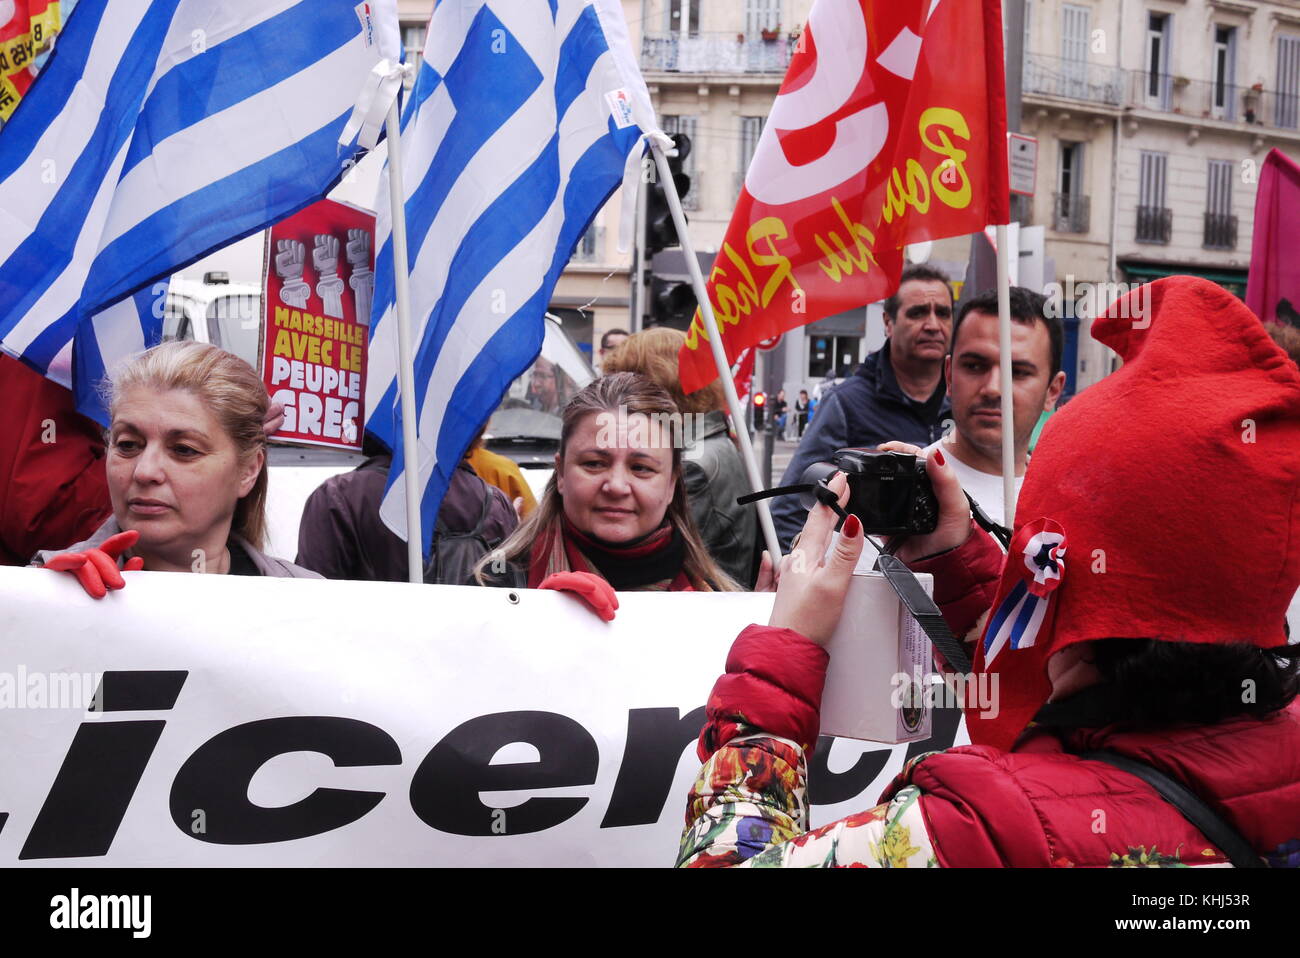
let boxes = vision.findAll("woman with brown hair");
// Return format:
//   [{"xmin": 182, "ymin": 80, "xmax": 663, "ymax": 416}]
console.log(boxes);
[
  {"xmin": 32, "ymin": 341, "xmax": 318, "ymax": 596},
  {"xmin": 601, "ymin": 327, "xmax": 757, "ymax": 585},
  {"xmin": 474, "ymin": 372, "xmax": 739, "ymax": 614}
]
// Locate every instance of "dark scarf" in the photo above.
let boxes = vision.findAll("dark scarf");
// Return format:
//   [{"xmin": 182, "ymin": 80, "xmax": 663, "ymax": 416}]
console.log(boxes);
[{"xmin": 527, "ymin": 516, "xmax": 700, "ymax": 591}]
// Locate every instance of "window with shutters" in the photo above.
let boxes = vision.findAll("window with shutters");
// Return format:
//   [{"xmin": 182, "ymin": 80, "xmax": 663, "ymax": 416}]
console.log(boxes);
[
  {"xmin": 666, "ymin": 0, "xmax": 700, "ymax": 38},
  {"xmin": 402, "ymin": 23, "xmax": 427, "ymax": 89},
  {"xmin": 737, "ymin": 115, "xmax": 764, "ymax": 199},
  {"xmin": 745, "ymin": 0, "xmax": 781, "ymax": 37},
  {"xmin": 661, "ymin": 115, "xmax": 699, "ymax": 210},
  {"xmin": 1054, "ymin": 142, "xmax": 1089, "ymax": 233},
  {"xmin": 1277, "ymin": 35, "xmax": 1300, "ymax": 129},
  {"xmin": 1136, "ymin": 151, "xmax": 1170, "ymax": 244},
  {"xmin": 1061, "ymin": 4, "xmax": 1090, "ymax": 99},
  {"xmin": 1212, "ymin": 26, "xmax": 1237, "ymax": 120},
  {"xmin": 1146, "ymin": 13, "xmax": 1171, "ymax": 109},
  {"xmin": 1204, "ymin": 160, "xmax": 1236, "ymax": 250}
]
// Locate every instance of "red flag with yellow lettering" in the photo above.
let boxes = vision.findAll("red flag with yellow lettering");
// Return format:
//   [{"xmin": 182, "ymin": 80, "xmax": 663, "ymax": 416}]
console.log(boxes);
[
  {"xmin": 678, "ymin": 0, "xmax": 1009, "ymax": 392},
  {"xmin": 1, "ymin": 1, "xmax": 62, "ymax": 127}
]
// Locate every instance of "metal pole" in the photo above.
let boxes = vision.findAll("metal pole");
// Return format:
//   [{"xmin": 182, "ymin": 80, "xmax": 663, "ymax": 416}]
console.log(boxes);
[
  {"xmin": 629, "ymin": 167, "xmax": 643, "ymax": 331},
  {"xmin": 995, "ymin": 224, "xmax": 1016, "ymax": 528},
  {"xmin": 650, "ymin": 140, "xmax": 783, "ymax": 562},
  {"xmin": 1000, "ymin": 1, "xmax": 1025, "ymax": 524},
  {"xmin": 384, "ymin": 98, "xmax": 425, "ymax": 584},
  {"xmin": 762, "ymin": 341, "xmax": 779, "ymax": 487}
]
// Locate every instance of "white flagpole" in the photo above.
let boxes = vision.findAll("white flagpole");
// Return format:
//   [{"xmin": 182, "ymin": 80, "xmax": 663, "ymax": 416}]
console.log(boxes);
[
  {"xmin": 384, "ymin": 94, "xmax": 424, "ymax": 584},
  {"xmin": 650, "ymin": 140, "xmax": 782, "ymax": 563},
  {"xmin": 995, "ymin": 224, "xmax": 1016, "ymax": 528}
]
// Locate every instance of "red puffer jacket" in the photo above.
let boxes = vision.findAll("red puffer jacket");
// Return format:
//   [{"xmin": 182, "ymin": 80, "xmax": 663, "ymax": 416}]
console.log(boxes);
[{"xmin": 681, "ymin": 529, "xmax": 1300, "ymax": 868}]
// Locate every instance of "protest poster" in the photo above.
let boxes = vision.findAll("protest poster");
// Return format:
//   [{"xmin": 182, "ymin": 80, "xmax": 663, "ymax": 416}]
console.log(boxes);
[
  {"xmin": 0, "ymin": 567, "xmax": 967, "ymax": 867},
  {"xmin": 261, "ymin": 198, "xmax": 375, "ymax": 451}
]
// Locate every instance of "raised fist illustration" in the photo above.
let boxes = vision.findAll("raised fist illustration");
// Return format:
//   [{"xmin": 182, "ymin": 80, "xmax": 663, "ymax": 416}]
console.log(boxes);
[
  {"xmin": 275, "ymin": 239, "xmax": 310, "ymax": 309},
  {"xmin": 346, "ymin": 229, "xmax": 375, "ymax": 326},
  {"xmin": 314, "ymin": 234, "xmax": 345, "ymax": 318}
]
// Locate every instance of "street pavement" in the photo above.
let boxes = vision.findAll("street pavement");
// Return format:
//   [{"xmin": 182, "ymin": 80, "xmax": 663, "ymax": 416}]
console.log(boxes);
[{"xmin": 749, "ymin": 431, "xmax": 800, "ymax": 490}]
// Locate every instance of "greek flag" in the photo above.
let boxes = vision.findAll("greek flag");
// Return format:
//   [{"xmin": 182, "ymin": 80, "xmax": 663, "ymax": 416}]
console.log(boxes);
[
  {"xmin": 366, "ymin": 0, "xmax": 656, "ymax": 552},
  {"xmin": 0, "ymin": 0, "xmax": 400, "ymax": 422}
]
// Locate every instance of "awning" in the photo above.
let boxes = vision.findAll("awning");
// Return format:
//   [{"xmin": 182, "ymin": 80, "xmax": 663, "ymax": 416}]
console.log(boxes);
[
  {"xmin": 1118, "ymin": 261, "xmax": 1248, "ymax": 298},
  {"xmin": 806, "ymin": 306, "xmax": 867, "ymax": 337}
]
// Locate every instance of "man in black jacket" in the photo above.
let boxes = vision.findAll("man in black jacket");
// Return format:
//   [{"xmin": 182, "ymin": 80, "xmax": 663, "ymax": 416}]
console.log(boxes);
[
  {"xmin": 295, "ymin": 435, "xmax": 517, "ymax": 584},
  {"xmin": 771, "ymin": 264, "xmax": 954, "ymax": 549}
]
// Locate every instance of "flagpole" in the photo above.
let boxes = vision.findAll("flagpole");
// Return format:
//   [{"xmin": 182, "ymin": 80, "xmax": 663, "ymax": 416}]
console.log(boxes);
[
  {"xmin": 384, "ymin": 95, "xmax": 424, "ymax": 584},
  {"xmin": 995, "ymin": 223, "xmax": 1016, "ymax": 528},
  {"xmin": 650, "ymin": 140, "xmax": 783, "ymax": 564}
]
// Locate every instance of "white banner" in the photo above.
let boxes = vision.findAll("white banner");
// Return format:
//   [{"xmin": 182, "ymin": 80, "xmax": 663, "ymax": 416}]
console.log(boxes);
[{"xmin": 0, "ymin": 567, "xmax": 966, "ymax": 867}]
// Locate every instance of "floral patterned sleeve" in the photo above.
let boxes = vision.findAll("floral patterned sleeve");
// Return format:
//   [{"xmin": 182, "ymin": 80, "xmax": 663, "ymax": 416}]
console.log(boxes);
[{"xmin": 677, "ymin": 731, "xmax": 941, "ymax": 868}]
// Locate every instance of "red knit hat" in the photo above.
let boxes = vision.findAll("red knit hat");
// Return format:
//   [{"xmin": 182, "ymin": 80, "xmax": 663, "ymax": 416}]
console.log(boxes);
[{"xmin": 966, "ymin": 276, "xmax": 1300, "ymax": 750}]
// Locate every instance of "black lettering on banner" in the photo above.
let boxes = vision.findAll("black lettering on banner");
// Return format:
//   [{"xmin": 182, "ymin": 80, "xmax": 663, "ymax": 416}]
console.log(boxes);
[
  {"xmin": 808, "ymin": 738, "xmax": 891, "ymax": 806},
  {"xmin": 20, "ymin": 671, "xmax": 188, "ymax": 860},
  {"xmin": 904, "ymin": 704, "xmax": 962, "ymax": 762},
  {"xmin": 170, "ymin": 717, "xmax": 401, "ymax": 844},
  {"xmin": 601, "ymin": 706, "xmax": 705, "ymax": 828},
  {"xmin": 410, "ymin": 711, "xmax": 598, "ymax": 836}
]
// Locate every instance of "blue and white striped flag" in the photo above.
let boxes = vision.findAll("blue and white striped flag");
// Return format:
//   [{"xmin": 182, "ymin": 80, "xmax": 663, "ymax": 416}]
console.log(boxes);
[
  {"xmin": 366, "ymin": 0, "xmax": 657, "ymax": 552},
  {"xmin": 0, "ymin": 0, "xmax": 400, "ymax": 422}
]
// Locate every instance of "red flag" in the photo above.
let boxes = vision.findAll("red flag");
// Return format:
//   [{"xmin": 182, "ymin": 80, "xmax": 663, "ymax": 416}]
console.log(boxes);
[
  {"xmin": 678, "ymin": 0, "xmax": 1009, "ymax": 392},
  {"xmin": 731, "ymin": 346, "xmax": 756, "ymax": 407},
  {"xmin": 1, "ymin": 1, "xmax": 61, "ymax": 124},
  {"xmin": 1245, "ymin": 148, "xmax": 1300, "ymax": 328}
]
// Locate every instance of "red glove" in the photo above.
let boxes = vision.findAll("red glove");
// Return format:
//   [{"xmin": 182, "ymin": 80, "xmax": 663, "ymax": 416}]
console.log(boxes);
[
  {"xmin": 44, "ymin": 530, "xmax": 144, "ymax": 599},
  {"xmin": 538, "ymin": 571, "xmax": 618, "ymax": 622}
]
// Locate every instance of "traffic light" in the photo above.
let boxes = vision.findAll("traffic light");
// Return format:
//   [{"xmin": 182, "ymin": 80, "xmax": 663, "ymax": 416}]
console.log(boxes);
[
  {"xmin": 752, "ymin": 391, "xmax": 766, "ymax": 429},
  {"xmin": 643, "ymin": 133, "xmax": 691, "ymax": 257},
  {"xmin": 649, "ymin": 274, "xmax": 697, "ymax": 330}
]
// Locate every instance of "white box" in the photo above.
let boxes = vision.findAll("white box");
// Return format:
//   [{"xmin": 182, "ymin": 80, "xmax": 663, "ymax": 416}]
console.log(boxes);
[{"xmin": 820, "ymin": 570, "xmax": 934, "ymax": 744}]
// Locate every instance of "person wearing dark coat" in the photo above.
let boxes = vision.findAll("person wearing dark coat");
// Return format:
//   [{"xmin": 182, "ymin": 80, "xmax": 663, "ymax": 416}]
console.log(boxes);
[
  {"xmin": 771, "ymin": 265, "xmax": 955, "ymax": 550},
  {"xmin": 296, "ymin": 442, "xmax": 517, "ymax": 585}
]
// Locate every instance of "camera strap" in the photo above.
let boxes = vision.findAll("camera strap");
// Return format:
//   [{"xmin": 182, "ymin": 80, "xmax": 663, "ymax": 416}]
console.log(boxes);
[
  {"xmin": 874, "ymin": 552, "xmax": 972, "ymax": 675},
  {"xmin": 1074, "ymin": 750, "xmax": 1266, "ymax": 868}
]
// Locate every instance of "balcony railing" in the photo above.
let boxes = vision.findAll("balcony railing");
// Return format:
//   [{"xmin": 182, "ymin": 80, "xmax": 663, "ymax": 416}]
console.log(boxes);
[
  {"xmin": 641, "ymin": 31, "xmax": 794, "ymax": 74},
  {"xmin": 1021, "ymin": 52, "xmax": 1300, "ymax": 133},
  {"xmin": 1052, "ymin": 192, "xmax": 1090, "ymax": 233},
  {"xmin": 1024, "ymin": 53, "xmax": 1124, "ymax": 106},
  {"xmin": 1136, "ymin": 206, "xmax": 1172, "ymax": 244},
  {"xmin": 1203, "ymin": 212, "xmax": 1238, "ymax": 250}
]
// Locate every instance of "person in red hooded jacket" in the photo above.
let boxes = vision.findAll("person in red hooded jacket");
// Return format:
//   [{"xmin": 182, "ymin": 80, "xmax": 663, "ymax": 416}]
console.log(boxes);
[{"xmin": 678, "ymin": 276, "xmax": 1300, "ymax": 868}]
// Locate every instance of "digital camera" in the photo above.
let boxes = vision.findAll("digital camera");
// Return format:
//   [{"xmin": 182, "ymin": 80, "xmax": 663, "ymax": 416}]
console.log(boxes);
[{"xmin": 801, "ymin": 448, "xmax": 939, "ymax": 536}]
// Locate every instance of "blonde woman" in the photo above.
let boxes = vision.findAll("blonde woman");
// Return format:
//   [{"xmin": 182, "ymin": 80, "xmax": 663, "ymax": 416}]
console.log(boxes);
[
  {"xmin": 602, "ymin": 327, "xmax": 758, "ymax": 585},
  {"xmin": 33, "ymin": 341, "xmax": 318, "ymax": 596},
  {"xmin": 475, "ymin": 373, "xmax": 738, "ymax": 618}
]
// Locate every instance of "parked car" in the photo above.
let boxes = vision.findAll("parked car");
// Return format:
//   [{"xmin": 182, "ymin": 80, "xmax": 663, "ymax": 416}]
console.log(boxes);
[
  {"xmin": 482, "ymin": 315, "xmax": 596, "ymax": 498},
  {"xmin": 162, "ymin": 279, "xmax": 591, "ymax": 551}
]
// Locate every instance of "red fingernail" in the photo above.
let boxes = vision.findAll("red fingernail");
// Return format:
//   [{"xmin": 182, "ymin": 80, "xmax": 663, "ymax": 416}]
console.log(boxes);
[
  {"xmin": 843, "ymin": 514, "xmax": 862, "ymax": 539},
  {"xmin": 933, "ymin": 448, "xmax": 946, "ymax": 467}
]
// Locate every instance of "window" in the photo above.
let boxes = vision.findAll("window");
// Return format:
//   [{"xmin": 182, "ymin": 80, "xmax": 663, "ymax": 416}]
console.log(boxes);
[
  {"xmin": 574, "ymin": 223, "xmax": 600, "ymax": 261},
  {"xmin": 744, "ymin": 0, "xmax": 781, "ymax": 37},
  {"xmin": 661, "ymin": 115, "xmax": 698, "ymax": 210},
  {"xmin": 402, "ymin": 22, "xmax": 427, "ymax": 88},
  {"xmin": 1061, "ymin": 4, "xmax": 1090, "ymax": 98},
  {"xmin": 1277, "ymin": 35, "xmax": 1300, "ymax": 129},
  {"xmin": 666, "ymin": 0, "xmax": 699, "ymax": 38},
  {"xmin": 1054, "ymin": 142, "xmax": 1088, "ymax": 233},
  {"xmin": 1146, "ymin": 13, "xmax": 1170, "ymax": 108},
  {"xmin": 738, "ymin": 115, "xmax": 764, "ymax": 198},
  {"xmin": 1023, "ymin": 0, "xmax": 1033, "ymax": 66},
  {"xmin": 1212, "ymin": 26, "xmax": 1237, "ymax": 120},
  {"xmin": 1204, "ymin": 159, "xmax": 1236, "ymax": 249},
  {"xmin": 1136, "ymin": 150, "xmax": 1170, "ymax": 243}
]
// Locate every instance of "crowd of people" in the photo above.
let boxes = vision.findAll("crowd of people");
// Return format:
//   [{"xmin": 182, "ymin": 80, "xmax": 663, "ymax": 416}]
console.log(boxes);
[{"xmin": 4, "ymin": 271, "xmax": 1299, "ymax": 868}]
